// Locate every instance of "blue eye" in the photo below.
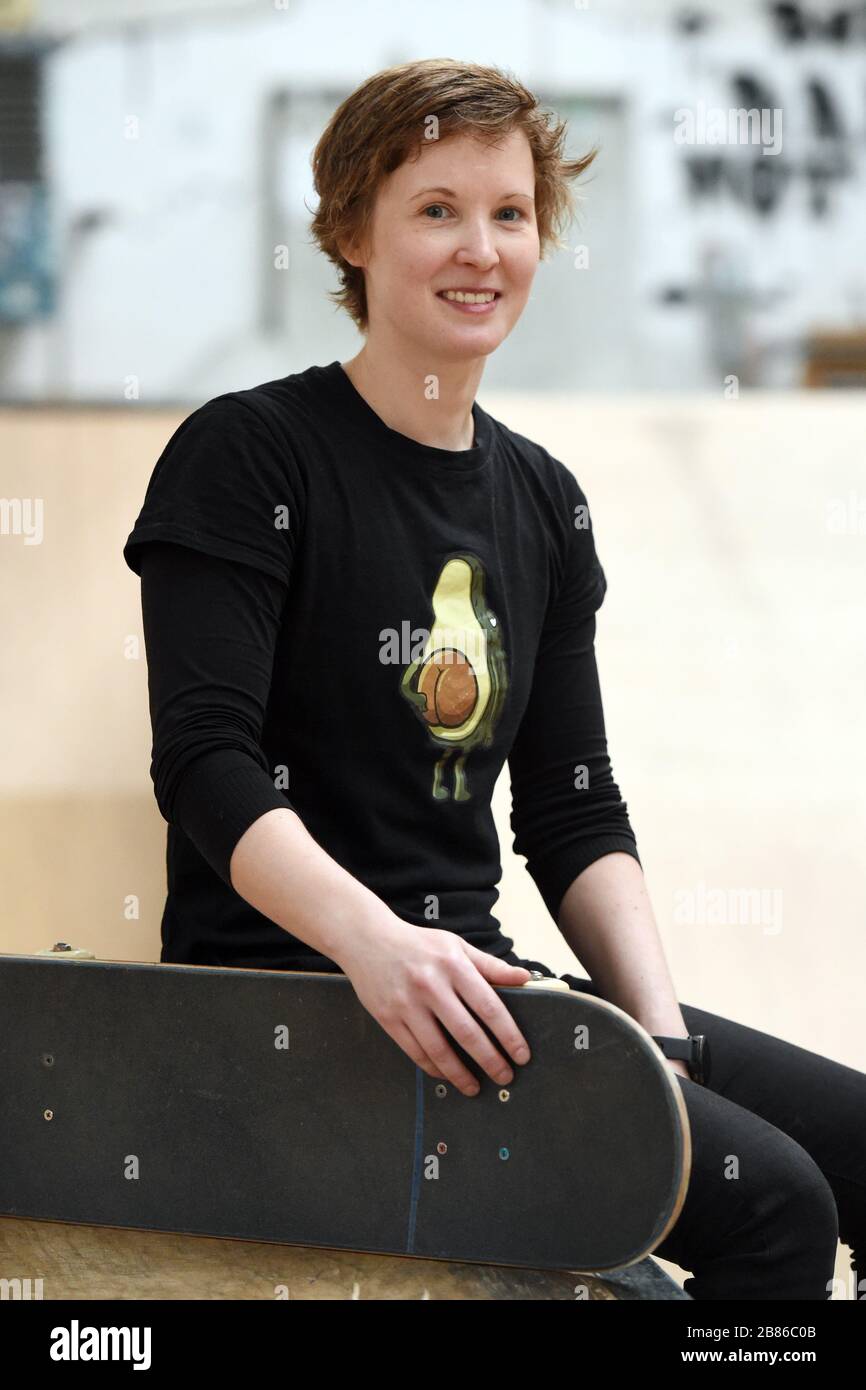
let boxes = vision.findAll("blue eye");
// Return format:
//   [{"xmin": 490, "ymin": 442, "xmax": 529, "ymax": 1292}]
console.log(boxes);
[{"xmin": 421, "ymin": 204, "xmax": 524, "ymax": 221}]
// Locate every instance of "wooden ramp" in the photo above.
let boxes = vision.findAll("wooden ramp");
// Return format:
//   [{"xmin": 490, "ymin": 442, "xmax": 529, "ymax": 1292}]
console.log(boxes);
[{"xmin": 0, "ymin": 1216, "xmax": 689, "ymax": 1300}]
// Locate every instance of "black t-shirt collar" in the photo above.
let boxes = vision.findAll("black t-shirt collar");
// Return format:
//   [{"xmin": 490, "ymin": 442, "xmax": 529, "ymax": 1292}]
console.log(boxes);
[{"xmin": 315, "ymin": 360, "xmax": 492, "ymax": 473}]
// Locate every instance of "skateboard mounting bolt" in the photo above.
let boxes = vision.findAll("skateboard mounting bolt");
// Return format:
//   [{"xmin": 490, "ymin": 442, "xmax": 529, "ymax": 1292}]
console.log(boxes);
[
  {"xmin": 436, "ymin": 1141, "xmax": 447, "ymax": 1155},
  {"xmin": 499, "ymin": 1147, "xmax": 509, "ymax": 1160},
  {"xmin": 434, "ymin": 1084, "xmax": 447, "ymax": 1098},
  {"xmin": 42, "ymin": 1054, "xmax": 54, "ymax": 1067},
  {"xmin": 43, "ymin": 1109, "xmax": 54, "ymax": 1121},
  {"xmin": 498, "ymin": 1089, "xmax": 510, "ymax": 1102}
]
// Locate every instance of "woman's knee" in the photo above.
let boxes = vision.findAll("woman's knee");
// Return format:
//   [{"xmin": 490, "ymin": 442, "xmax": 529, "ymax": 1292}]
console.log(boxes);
[
  {"xmin": 701, "ymin": 1085, "xmax": 838, "ymax": 1248},
  {"xmin": 779, "ymin": 1157, "xmax": 839, "ymax": 1256},
  {"xmin": 660, "ymin": 1082, "xmax": 839, "ymax": 1295},
  {"xmin": 757, "ymin": 1152, "xmax": 839, "ymax": 1298}
]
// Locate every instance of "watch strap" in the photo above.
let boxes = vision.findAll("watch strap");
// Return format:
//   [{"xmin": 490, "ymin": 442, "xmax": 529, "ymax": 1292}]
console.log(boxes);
[
  {"xmin": 652, "ymin": 1035, "xmax": 692, "ymax": 1064},
  {"xmin": 652, "ymin": 1033, "xmax": 710, "ymax": 1085}
]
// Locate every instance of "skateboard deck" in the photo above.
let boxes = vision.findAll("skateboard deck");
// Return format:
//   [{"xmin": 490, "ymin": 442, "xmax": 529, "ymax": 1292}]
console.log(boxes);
[{"xmin": 0, "ymin": 952, "xmax": 691, "ymax": 1272}]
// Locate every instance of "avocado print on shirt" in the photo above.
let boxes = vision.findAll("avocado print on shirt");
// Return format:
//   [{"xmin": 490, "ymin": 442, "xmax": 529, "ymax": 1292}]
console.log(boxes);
[{"xmin": 399, "ymin": 553, "xmax": 508, "ymax": 802}]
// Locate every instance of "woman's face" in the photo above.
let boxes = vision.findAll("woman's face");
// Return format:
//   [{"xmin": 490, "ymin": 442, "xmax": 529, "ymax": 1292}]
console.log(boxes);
[{"xmin": 350, "ymin": 127, "xmax": 540, "ymax": 361}]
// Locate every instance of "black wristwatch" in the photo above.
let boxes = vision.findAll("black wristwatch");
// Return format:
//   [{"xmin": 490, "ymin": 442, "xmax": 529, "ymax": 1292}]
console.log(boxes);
[{"xmin": 652, "ymin": 1033, "xmax": 711, "ymax": 1086}]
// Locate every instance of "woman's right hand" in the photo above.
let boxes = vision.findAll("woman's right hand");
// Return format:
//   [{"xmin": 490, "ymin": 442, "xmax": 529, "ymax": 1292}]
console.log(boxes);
[{"xmin": 335, "ymin": 912, "xmax": 534, "ymax": 1096}]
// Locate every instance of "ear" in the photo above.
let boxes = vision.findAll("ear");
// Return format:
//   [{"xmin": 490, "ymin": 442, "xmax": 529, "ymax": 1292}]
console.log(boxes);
[
  {"xmin": 337, "ymin": 233, "xmax": 363, "ymax": 269},
  {"xmin": 338, "ymin": 219, "xmax": 373, "ymax": 270}
]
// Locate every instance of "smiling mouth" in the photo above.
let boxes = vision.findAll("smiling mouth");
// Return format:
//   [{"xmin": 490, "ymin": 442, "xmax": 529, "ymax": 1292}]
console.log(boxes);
[
  {"xmin": 436, "ymin": 289, "xmax": 501, "ymax": 307},
  {"xmin": 436, "ymin": 290, "xmax": 505, "ymax": 318}
]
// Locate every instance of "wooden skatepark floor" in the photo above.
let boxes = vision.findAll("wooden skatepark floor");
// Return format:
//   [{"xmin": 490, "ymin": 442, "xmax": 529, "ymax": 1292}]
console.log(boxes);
[{"xmin": 0, "ymin": 1216, "xmax": 687, "ymax": 1300}]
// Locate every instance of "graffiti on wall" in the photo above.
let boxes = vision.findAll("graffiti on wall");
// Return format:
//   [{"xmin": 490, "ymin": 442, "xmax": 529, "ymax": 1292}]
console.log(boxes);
[{"xmin": 676, "ymin": 7, "xmax": 864, "ymax": 217}]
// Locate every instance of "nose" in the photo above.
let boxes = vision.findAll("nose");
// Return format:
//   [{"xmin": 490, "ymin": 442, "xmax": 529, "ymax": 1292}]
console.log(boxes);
[{"xmin": 454, "ymin": 216, "xmax": 500, "ymax": 269}]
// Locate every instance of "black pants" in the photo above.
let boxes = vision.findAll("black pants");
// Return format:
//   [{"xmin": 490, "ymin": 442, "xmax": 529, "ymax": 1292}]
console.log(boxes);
[{"xmin": 503, "ymin": 951, "xmax": 866, "ymax": 1301}]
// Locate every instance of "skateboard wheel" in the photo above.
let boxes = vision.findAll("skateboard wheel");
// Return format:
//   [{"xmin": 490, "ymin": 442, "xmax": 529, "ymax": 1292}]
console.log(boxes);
[
  {"xmin": 519, "ymin": 977, "xmax": 571, "ymax": 993},
  {"xmin": 35, "ymin": 943, "xmax": 96, "ymax": 959}
]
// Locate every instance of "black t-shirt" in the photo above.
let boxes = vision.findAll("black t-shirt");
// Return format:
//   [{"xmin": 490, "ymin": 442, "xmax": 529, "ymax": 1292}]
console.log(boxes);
[{"xmin": 123, "ymin": 360, "xmax": 640, "ymax": 970}]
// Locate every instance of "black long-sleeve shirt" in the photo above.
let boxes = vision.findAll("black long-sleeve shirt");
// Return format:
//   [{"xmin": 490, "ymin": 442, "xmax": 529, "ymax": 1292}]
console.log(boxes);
[{"xmin": 123, "ymin": 360, "xmax": 640, "ymax": 970}]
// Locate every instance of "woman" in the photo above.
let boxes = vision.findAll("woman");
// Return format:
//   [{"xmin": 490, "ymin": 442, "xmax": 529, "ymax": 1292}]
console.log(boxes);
[{"xmin": 124, "ymin": 58, "xmax": 865, "ymax": 1300}]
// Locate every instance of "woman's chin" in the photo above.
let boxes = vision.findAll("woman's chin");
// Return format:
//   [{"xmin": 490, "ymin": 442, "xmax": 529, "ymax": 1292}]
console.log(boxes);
[{"xmin": 432, "ymin": 321, "xmax": 507, "ymax": 357}]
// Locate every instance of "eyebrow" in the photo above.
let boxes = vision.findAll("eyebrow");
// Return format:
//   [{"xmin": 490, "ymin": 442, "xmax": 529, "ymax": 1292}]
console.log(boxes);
[{"xmin": 409, "ymin": 186, "xmax": 535, "ymax": 202}]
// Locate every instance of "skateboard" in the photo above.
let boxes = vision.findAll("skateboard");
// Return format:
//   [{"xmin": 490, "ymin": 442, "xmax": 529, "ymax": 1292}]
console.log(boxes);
[{"xmin": 0, "ymin": 948, "xmax": 691, "ymax": 1273}]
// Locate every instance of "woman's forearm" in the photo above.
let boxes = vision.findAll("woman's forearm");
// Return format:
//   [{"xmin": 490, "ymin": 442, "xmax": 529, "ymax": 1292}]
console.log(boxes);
[
  {"xmin": 557, "ymin": 852, "xmax": 689, "ymax": 1038},
  {"xmin": 228, "ymin": 807, "xmax": 393, "ymax": 967}
]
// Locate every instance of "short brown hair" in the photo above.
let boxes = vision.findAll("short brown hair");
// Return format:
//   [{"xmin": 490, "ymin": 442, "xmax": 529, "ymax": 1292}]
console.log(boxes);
[{"xmin": 308, "ymin": 58, "xmax": 598, "ymax": 334}]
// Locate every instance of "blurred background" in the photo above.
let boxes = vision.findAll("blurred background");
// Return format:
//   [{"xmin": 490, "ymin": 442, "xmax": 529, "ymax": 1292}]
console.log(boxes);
[
  {"xmin": 1, "ymin": 0, "xmax": 865, "ymax": 1295},
  {"xmin": 3, "ymin": 0, "xmax": 866, "ymax": 395}
]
